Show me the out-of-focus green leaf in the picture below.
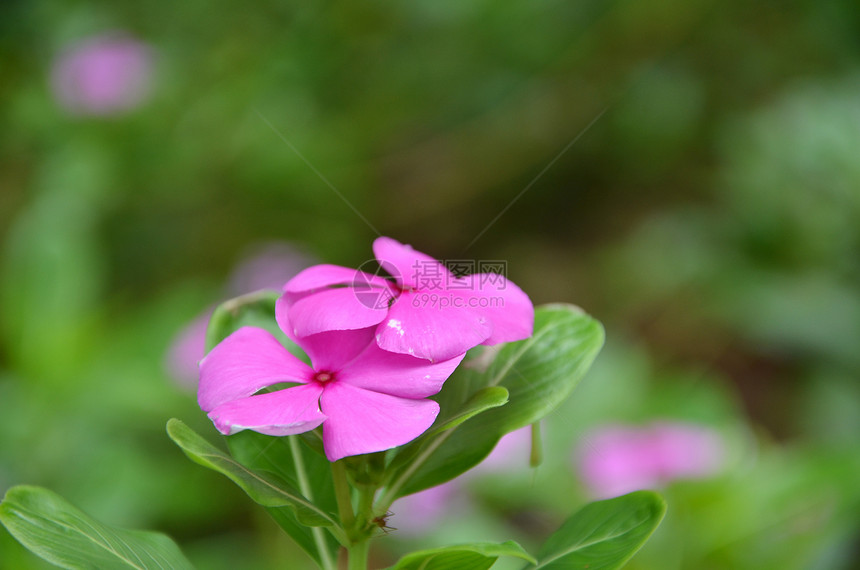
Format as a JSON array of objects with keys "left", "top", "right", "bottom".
[
  {"left": 382, "top": 304, "right": 604, "bottom": 500},
  {"left": 0, "top": 485, "right": 194, "bottom": 570},
  {"left": 166, "top": 419, "right": 339, "bottom": 530},
  {"left": 533, "top": 491, "right": 666, "bottom": 569},
  {"left": 386, "top": 540, "right": 536, "bottom": 570}
]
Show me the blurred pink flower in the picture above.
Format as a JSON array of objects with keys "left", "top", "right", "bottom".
[
  {"left": 649, "top": 422, "right": 725, "bottom": 479},
  {"left": 51, "top": 33, "right": 153, "bottom": 116},
  {"left": 166, "top": 313, "right": 210, "bottom": 387},
  {"left": 577, "top": 422, "right": 725, "bottom": 499},
  {"left": 227, "top": 242, "right": 317, "bottom": 296},
  {"left": 389, "top": 481, "right": 463, "bottom": 536}
]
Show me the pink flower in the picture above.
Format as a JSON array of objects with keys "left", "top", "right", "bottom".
[
  {"left": 198, "top": 306, "right": 464, "bottom": 460},
  {"left": 51, "top": 32, "right": 154, "bottom": 116},
  {"left": 576, "top": 422, "right": 725, "bottom": 499},
  {"left": 284, "top": 237, "right": 534, "bottom": 362},
  {"left": 649, "top": 422, "right": 726, "bottom": 479}
]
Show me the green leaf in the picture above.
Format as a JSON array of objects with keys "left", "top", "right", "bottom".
[
  {"left": 0, "top": 485, "right": 194, "bottom": 570},
  {"left": 226, "top": 430, "right": 342, "bottom": 568},
  {"left": 477, "top": 304, "right": 605, "bottom": 431},
  {"left": 427, "top": 386, "right": 509, "bottom": 436},
  {"left": 381, "top": 385, "right": 510, "bottom": 490},
  {"left": 387, "top": 540, "right": 536, "bottom": 570},
  {"left": 383, "top": 304, "right": 604, "bottom": 499},
  {"left": 533, "top": 491, "right": 666, "bottom": 570},
  {"left": 166, "top": 419, "right": 338, "bottom": 529}
]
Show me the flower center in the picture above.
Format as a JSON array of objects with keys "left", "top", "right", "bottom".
[{"left": 313, "top": 371, "right": 334, "bottom": 384}]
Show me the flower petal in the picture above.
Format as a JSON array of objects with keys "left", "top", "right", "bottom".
[
  {"left": 373, "top": 236, "right": 452, "bottom": 288},
  {"left": 287, "top": 287, "right": 388, "bottom": 337},
  {"left": 339, "top": 342, "right": 464, "bottom": 398},
  {"left": 320, "top": 382, "right": 440, "bottom": 461},
  {"left": 207, "top": 383, "right": 326, "bottom": 436},
  {"left": 375, "top": 292, "right": 492, "bottom": 361},
  {"left": 198, "top": 327, "right": 313, "bottom": 411},
  {"left": 284, "top": 264, "right": 391, "bottom": 293},
  {"left": 450, "top": 275, "right": 534, "bottom": 345}
]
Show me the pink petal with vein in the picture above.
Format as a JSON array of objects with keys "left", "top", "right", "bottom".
[
  {"left": 340, "top": 342, "right": 465, "bottom": 399},
  {"left": 376, "top": 292, "right": 492, "bottom": 361},
  {"left": 373, "top": 237, "right": 451, "bottom": 288},
  {"left": 207, "top": 383, "right": 326, "bottom": 436},
  {"left": 320, "top": 382, "right": 440, "bottom": 461},
  {"left": 288, "top": 287, "right": 388, "bottom": 337},
  {"left": 198, "top": 327, "right": 313, "bottom": 411}
]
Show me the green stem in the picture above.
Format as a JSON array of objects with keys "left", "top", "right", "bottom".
[
  {"left": 289, "top": 438, "right": 338, "bottom": 570},
  {"left": 530, "top": 421, "right": 543, "bottom": 468},
  {"left": 347, "top": 539, "right": 370, "bottom": 570},
  {"left": 331, "top": 460, "right": 356, "bottom": 531},
  {"left": 331, "top": 459, "right": 381, "bottom": 570},
  {"left": 357, "top": 485, "right": 376, "bottom": 523}
]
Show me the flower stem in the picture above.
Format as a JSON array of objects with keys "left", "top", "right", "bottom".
[
  {"left": 331, "top": 460, "right": 356, "bottom": 531},
  {"left": 331, "top": 460, "right": 375, "bottom": 570},
  {"left": 347, "top": 539, "right": 370, "bottom": 570},
  {"left": 289, "top": 437, "right": 338, "bottom": 570},
  {"left": 357, "top": 484, "right": 376, "bottom": 524}
]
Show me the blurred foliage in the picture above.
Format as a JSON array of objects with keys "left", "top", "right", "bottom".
[{"left": 2, "top": 0, "right": 860, "bottom": 568}]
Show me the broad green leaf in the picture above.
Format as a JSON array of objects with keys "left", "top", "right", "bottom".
[
  {"left": 226, "top": 430, "right": 342, "bottom": 567},
  {"left": 427, "top": 386, "right": 509, "bottom": 436},
  {"left": 381, "top": 385, "right": 509, "bottom": 488},
  {"left": 383, "top": 304, "right": 604, "bottom": 499},
  {"left": 0, "top": 485, "right": 194, "bottom": 570},
  {"left": 387, "top": 540, "right": 536, "bottom": 570},
  {"left": 533, "top": 491, "right": 666, "bottom": 569},
  {"left": 166, "top": 419, "right": 338, "bottom": 530},
  {"left": 477, "top": 304, "right": 605, "bottom": 431}
]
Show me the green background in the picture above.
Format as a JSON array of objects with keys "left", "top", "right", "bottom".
[{"left": 2, "top": 0, "right": 859, "bottom": 568}]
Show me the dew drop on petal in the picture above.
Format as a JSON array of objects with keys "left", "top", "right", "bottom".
[{"left": 387, "top": 318, "right": 405, "bottom": 336}]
